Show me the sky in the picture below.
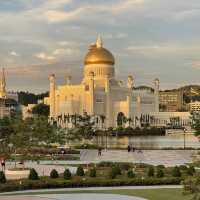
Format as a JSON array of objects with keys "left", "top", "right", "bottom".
[{"left": 1, "top": 0, "right": 200, "bottom": 93}]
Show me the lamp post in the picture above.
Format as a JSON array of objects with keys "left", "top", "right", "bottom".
[{"left": 183, "top": 128, "right": 186, "bottom": 150}]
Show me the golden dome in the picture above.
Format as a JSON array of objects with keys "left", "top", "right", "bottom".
[{"left": 84, "top": 36, "right": 115, "bottom": 65}]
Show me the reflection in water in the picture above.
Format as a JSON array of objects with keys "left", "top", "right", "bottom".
[{"left": 95, "top": 134, "right": 200, "bottom": 149}]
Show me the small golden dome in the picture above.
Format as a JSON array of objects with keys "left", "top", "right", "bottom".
[{"left": 84, "top": 36, "right": 115, "bottom": 65}]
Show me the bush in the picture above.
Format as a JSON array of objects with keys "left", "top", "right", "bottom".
[
  {"left": 109, "top": 165, "right": 122, "bottom": 179},
  {"left": 113, "top": 165, "right": 121, "bottom": 175},
  {"left": 156, "top": 168, "right": 164, "bottom": 178},
  {"left": 63, "top": 169, "right": 71, "bottom": 180},
  {"left": 76, "top": 166, "right": 85, "bottom": 176},
  {"left": 89, "top": 168, "right": 96, "bottom": 177},
  {"left": 179, "top": 165, "right": 188, "bottom": 171},
  {"left": 148, "top": 166, "right": 154, "bottom": 177},
  {"left": 29, "top": 168, "right": 39, "bottom": 180},
  {"left": 172, "top": 166, "right": 181, "bottom": 177},
  {"left": 127, "top": 170, "right": 135, "bottom": 178},
  {"left": 187, "top": 166, "right": 195, "bottom": 176},
  {"left": 0, "top": 171, "right": 6, "bottom": 183},
  {"left": 0, "top": 177, "right": 182, "bottom": 193},
  {"left": 50, "top": 169, "right": 59, "bottom": 179}
]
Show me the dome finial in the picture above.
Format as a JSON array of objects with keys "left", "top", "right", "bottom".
[{"left": 96, "top": 34, "right": 103, "bottom": 48}]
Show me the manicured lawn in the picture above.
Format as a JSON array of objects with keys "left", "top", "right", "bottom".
[{"left": 4, "top": 188, "right": 192, "bottom": 200}]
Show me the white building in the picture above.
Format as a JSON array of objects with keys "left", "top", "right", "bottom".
[{"left": 45, "top": 36, "right": 160, "bottom": 128}]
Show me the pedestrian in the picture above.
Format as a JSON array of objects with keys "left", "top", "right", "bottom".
[
  {"left": 1, "top": 158, "right": 5, "bottom": 171},
  {"left": 98, "top": 147, "right": 102, "bottom": 156},
  {"left": 127, "top": 145, "right": 131, "bottom": 152},
  {"left": 132, "top": 146, "right": 135, "bottom": 152}
]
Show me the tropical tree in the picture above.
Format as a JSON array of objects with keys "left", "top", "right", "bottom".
[{"left": 32, "top": 103, "right": 49, "bottom": 117}]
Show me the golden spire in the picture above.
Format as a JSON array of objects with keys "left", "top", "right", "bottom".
[
  {"left": 0, "top": 68, "right": 6, "bottom": 98},
  {"left": 96, "top": 34, "right": 103, "bottom": 48}
]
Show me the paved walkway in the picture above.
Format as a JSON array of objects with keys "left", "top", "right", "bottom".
[
  {"left": 80, "top": 149, "right": 196, "bottom": 167},
  {"left": 0, "top": 185, "right": 182, "bottom": 196},
  {"left": 0, "top": 194, "right": 146, "bottom": 200}
]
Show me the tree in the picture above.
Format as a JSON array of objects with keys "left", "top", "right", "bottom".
[
  {"left": 29, "top": 168, "right": 39, "bottom": 180},
  {"left": 63, "top": 169, "right": 72, "bottom": 180},
  {"left": 50, "top": 169, "right": 59, "bottom": 178},
  {"left": 148, "top": 166, "right": 154, "bottom": 177},
  {"left": 156, "top": 168, "right": 164, "bottom": 178},
  {"left": 172, "top": 166, "right": 181, "bottom": 177},
  {"left": 89, "top": 168, "right": 96, "bottom": 177},
  {"left": 32, "top": 103, "right": 50, "bottom": 117},
  {"left": 187, "top": 166, "right": 195, "bottom": 176},
  {"left": 127, "top": 170, "right": 135, "bottom": 178},
  {"left": 76, "top": 166, "right": 85, "bottom": 176}
]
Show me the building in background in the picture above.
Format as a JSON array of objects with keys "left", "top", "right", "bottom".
[
  {"left": 45, "top": 36, "right": 159, "bottom": 128},
  {"left": 0, "top": 68, "right": 18, "bottom": 118},
  {"left": 189, "top": 101, "right": 200, "bottom": 112},
  {"left": 159, "top": 90, "right": 184, "bottom": 112}
]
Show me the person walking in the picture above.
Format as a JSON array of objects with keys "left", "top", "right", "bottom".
[
  {"left": 98, "top": 147, "right": 102, "bottom": 156},
  {"left": 1, "top": 158, "right": 5, "bottom": 171},
  {"left": 127, "top": 145, "right": 131, "bottom": 152}
]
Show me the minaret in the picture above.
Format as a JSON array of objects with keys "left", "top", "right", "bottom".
[
  {"left": 154, "top": 78, "right": 160, "bottom": 112},
  {"left": 0, "top": 68, "right": 6, "bottom": 98},
  {"left": 49, "top": 74, "right": 56, "bottom": 118},
  {"left": 127, "top": 75, "right": 134, "bottom": 89},
  {"left": 105, "top": 75, "right": 112, "bottom": 127},
  {"left": 65, "top": 75, "right": 72, "bottom": 85},
  {"left": 96, "top": 34, "right": 103, "bottom": 48},
  {"left": 89, "top": 71, "right": 95, "bottom": 115}
]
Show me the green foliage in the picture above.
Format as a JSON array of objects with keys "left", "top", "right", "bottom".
[
  {"left": 63, "top": 169, "right": 71, "bottom": 180},
  {"left": 179, "top": 165, "right": 188, "bottom": 171},
  {"left": 18, "top": 91, "right": 48, "bottom": 106},
  {"left": 156, "top": 168, "right": 164, "bottom": 178},
  {"left": 50, "top": 169, "right": 59, "bottom": 179},
  {"left": 89, "top": 168, "right": 96, "bottom": 177},
  {"left": 0, "top": 177, "right": 182, "bottom": 193},
  {"left": 148, "top": 166, "right": 155, "bottom": 177},
  {"left": 127, "top": 170, "right": 135, "bottom": 178},
  {"left": 76, "top": 166, "right": 85, "bottom": 176},
  {"left": 172, "top": 166, "right": 181, "bottom": 177},
  {"left": 109, "top": 165, "right": 122, "bottom": 179},
  {"left": 29, "top": 168, "right": 39, "bottom": 180},
  {"left": 187, "top": 166, "right": 195, "bottom": 176},
  {"left": 32, "top": 103, "right": 50, "bottom": 116},
  {"left": 0, "top": 171, "right": 6, "bottom": 183}
]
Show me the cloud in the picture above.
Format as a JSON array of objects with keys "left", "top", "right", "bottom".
[
  {"left": 35, "top": 52, "right": 55, "bottom": 62},
  {"left": 10, "top": 51, "right": 19, "bottom": 57},
  {"left": 42, "top": 0, "right": 144, "bottom": 23}
]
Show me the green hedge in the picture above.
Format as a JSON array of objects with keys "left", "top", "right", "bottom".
[{"left": 0, "top": 177, "right": 182, "bottom": 193}]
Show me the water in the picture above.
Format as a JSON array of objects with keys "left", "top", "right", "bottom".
[{"left": 94, "top": 134, "right": 200, "bottom": 149}]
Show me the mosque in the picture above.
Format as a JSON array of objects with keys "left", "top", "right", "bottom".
[{"left": 45, "top": 36, "right": 159, "bottom": 128}]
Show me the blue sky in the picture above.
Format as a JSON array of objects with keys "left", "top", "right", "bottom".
[{"left": 1, "top": 0, "right": 200, "bottom": 92}]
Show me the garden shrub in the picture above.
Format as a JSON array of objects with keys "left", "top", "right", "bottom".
[
  {"left": 63, "top": 169, "right": 71, "bottom": 180},
  {"left": 76, "top": 166, "right": 85, "bottom": 176},
  {"left": 187, "top": 166, "right": 195, "bottom": 176},
  {"left": 29, "top": 168, "right": 39, "bottom": 180},
  {"left": 113, "top": 165, "right": 121, "bottom": 175},
  {"left": 148, "top": 166, "right": 154, "bottom": 177},
  {"left": 127, "top": 170, "right": 135, "bottom": 178},
  {"left": 0, "top": 171, "right": 6, "bottom": 183},
  {"left": 50, "top": 169, "right": 59, "bottom": 179},
  {"left": 156, "top": 168, "right": 164, "bottom": 178},
  {"left": 172, "top": 166, "right": 181, "bottom": 177},
  {"left": 89, "top": 168, "right": 96, "bottom": 177},
  {"left": 179, "top": 165, "right": 188, "bottom": 171}
]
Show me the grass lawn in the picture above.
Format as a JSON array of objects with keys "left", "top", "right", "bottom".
[{"left": 4, "top": 188, "right": 192, "bottom": 200}]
